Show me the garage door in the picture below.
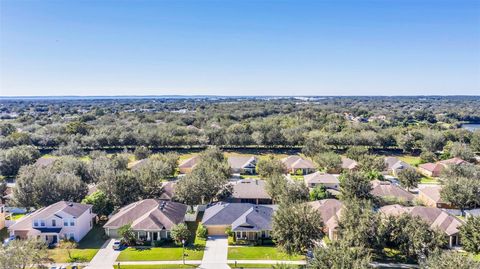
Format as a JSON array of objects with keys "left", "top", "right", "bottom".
[{"left": 207, "top": 226, "right": 227, "bottom": 235}]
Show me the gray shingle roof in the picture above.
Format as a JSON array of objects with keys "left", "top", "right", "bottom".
[
  {"left": 304, "top": 172, "right": 339, "bottom": 185},
  {"left": 228, "top": 156, "right": 257, "bottom": 169},
  {"left": 231, "top": 179, "right": 270, "bottom": 200},
  {"left": 202, "top": 203, "right": 277, "bottom": 230}
]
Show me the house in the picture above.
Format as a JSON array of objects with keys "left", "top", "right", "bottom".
[
  {"left": 370, "top": 180, "right": 414, "bottom": 203},
  {"left": 202, "top": 203, "right": 277, "bottom": 240},
  {"left": 282, "top": 156, "right": 316, "bottom": 175},
  {"left": 304, "top": 172, "right": 340, "bottom": 190},
  {"left": 228, "top": 156, "right": 257, "bottom": 174},
  {"left": 35, "top": 157, "right": 56, "bottom": 167},
  {"left": 309, "top": 199, "right": 343, "bottom": 240},
  {"left": 379, "top": 205, "right": 464, "bottom": 248},
  {"left": 178, "top": 156, "right": 200, "bottom": 174},
  {"left": 104, "top": 199, "right": 187, "bottom": 241},
  {"left": 8, "top": 201, "right": 96, "bottom": 244},
  {"left": 341, "top": 157, "right": 358, "bottom": 171},
  {"left": 160, "top": 181, "right": 176, "bottom": 201},
  {"left": 418, "top": 157, "right": 466, "bottom": 177},
  {"left": 418, "top": 185, "right": 452, "bottom": 208},
  {"left": 384, "top": 157, "right": 411, "bottom": 176},
  {"left": 229, "top": 179, "right": 272, "bottom": 204}
]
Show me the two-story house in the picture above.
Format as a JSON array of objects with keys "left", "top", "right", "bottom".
[{"left": 8, "top": 201, "right": 96, "bottom": 245}]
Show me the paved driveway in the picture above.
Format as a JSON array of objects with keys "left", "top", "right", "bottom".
[
  {"left": 199, "top": 235, "right": 231, "bottom": 269},
  {"left": 85, "top": 239, "right": 121, "bottom": 269}
]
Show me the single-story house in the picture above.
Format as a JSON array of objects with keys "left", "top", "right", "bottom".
[
  {"left": 160, "top": 181, "right": 176, "bottom": 201},
  {"left": 384, "top": 157, "right": 411, "bottom": 176},
  {"left": 202, "top": 203, "right": 277, "bottom": 241},
  {"left": 417, "top": 185, "right": 452, "bottom": 208},
  {"left": 379, "top": 205, "right": 464, "bottom": 248},
  {"left": 341, "top": 157, "right": 358, "bottom": 171},
  {"left": 304, "top": 172, "right": 340, "bottom": 190},
  {"left": 418, "top": 157, "right": 466, "bottom": 177},
  {"left": 35, "top": 157, "right": 56, "bottom": 167},
  {"left": 104, "top": 199, "right": 187, "bottom": 241},
  {"left": 370, "top": 180, "right": 415, "bottom": 203},
  {"left": 228, "top": 156, "right": 258, "bottom": 174},
  {"left": 8, "top": 201, "right": 96, "bottom": 244},
  {"left": 228, "top": 179, "right": 272, "bottom": 204},
  {"left": 308, "top": 199, "right": 343, "bottom": 240},
  {"left": 178, "top": 156, "right": 200, "bottom": 174},
  {"left": 282, "top": 155, "right": 316, "bottom": 175}
]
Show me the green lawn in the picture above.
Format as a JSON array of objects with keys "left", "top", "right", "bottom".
[
  {"left": 228, "top": 246, "right": 304, "bottom": 261},
  {"left": 115, "top": 265, "right": 198, "bottom": 269},
  {"left": 48, "top": 224, "right": 106, "bottom": 263},
  {"left": 420, "top": 177, "right": 439, "bottom": 184},
  {"left": 475, "top": 253, "right": 480, "bottom": 261},
  {"left": 11, "top": 213, "right": 26, "bottom": 220},
  {"left": 399, "top": 156, "right": 422, "bottom": 167}
]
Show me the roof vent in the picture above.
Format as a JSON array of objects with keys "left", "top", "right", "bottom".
[
  {"left": 68, "top": 202, "right": 73, "bottom": 207},
  {"left": 160, "top": 201, "right": 166, "bottom": 210}
]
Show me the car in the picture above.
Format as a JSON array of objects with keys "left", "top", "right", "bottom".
[{"left": 112, "top": 240, "right": 122, "bottom": 250}]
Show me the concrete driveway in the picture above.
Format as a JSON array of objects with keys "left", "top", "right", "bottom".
[
  {"left": 85, "top": 239, "right": 121, "bottom": 269},
  {"left": 198, "top": 235, "right": 231, "bottom": 269}
]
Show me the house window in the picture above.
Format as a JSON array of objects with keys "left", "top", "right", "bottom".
[
  {"left": 34, "top": 220, "right": 39, "bottom": 227},
  {"left": 52, "top": 219, "right": 56, "bottom": 227},
  {"left": 64, "top": 219, "right": 69, "bottom": 226},
  {"left": 69, "top": 233, "right": 74, "bottom": 240},
  {"left": 40, "top": 220, "right": 45, "bottom": 227},
  {"left": 70, "top": 219, "right": 75, "bottom": 226}
]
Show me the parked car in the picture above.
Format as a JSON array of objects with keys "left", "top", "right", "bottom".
[{"left": 112, "top": 240, "right": 123, "bottom": 250}]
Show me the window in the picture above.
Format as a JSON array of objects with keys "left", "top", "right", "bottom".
[
  {"left": 69, "top": 233, "right": 74, "bottom": 240},
  {"left": 64, "top": 219, "right": 69, "bottom": 226},
  {"left": 40, "top": 220, "right": 45, "bottom": 227},
  {"left": 52, "top": 219, "right": 56, "bottom": 226},
  {"left": 70, "top": 219, "right": 75, "bottom": 226},
  {"left": 34, "top": 220, "right": 39, "bottom": 227}
]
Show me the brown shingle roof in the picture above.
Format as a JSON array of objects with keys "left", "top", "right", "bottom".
[
  {"left": 418, "top": 185, "right": 443, "bottom": 203},
  {"left": 341, "top": 157, "right": 358, "bottom": 170},
  {"left": 178, "top": 156, "right": 200, "bottom": 169},
  {"left": 227, "top": 156, "right": 257, "bottom": 170},
  {"left": 308, "top": 199, "right": 343, "bottom": 231},
  {"left": 35, "top": 157, "right": 56, "bottom": 167},
  {"left": 104, "top": 199, "right": 187, "bottom": 231},
  {"left": 370, "top": 180, "right": 415, "bottom": 201},
  {"left": 282, "top": 156, "right": 315, "bottom": 170},
  {"left": 304, "top": 172, "right": 339, "bottom": 185}
]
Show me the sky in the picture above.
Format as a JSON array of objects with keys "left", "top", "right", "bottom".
[{"left": 0, "top": 0, "right": 479, "bottom": 96}]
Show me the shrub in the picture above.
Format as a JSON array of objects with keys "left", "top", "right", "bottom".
[{"left": 196, "top": 224, "right": 208, "bottom": 239}]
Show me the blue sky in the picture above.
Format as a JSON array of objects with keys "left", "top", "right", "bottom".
[{"left": 1, "top": 0, "right": 479, "bottom": 96}]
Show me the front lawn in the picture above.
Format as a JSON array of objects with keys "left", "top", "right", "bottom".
[
  {"left": 48, "top": 224, "right": 106, "bottom": 263},
  {"left": 115, "top": 265, "right": 198, "bottom": 269},
  {"left": 399, "top": 156, "right": 422, "bottom": 167},
  {"left": 420, "top": 177, "right": 439, "bottom": 184},
  {"left": 116, "top": 244, "right": 204, "bottom": 261},
  {"left": 228, "top": 246, "right": 304, "bottom": 261},
  {"left": 229, "top": 263, "right": 303, "bottom": 268}
]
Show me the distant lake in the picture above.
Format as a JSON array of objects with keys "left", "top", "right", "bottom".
[{"left": 462, "top": 123, "right": 480, "bottom": 131}]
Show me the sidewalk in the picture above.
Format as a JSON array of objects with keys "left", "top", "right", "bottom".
[{"left": 85, "top": 239, "right": 121, "bottom": 269}]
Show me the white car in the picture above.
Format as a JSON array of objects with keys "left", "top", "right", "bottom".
[{"left": 112, "top": 240, "right": 122, "bottom": 250}]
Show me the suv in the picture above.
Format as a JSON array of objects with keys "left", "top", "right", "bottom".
[{"left": 112, "top": 240, "right": 123, "bottom": 250}]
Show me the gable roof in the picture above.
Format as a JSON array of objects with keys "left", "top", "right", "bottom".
[
  {"left": 178, "top": 156, "right": 200, "bottom": 170},
  {"left": 341, "top": 157, "right": 358, "bottom": 170},
  {"left": 282, "top": 156, "right": 315, "bottom": 169},
  {"left": 104, "top": 199, "right": 187, "bottom": 230},
  {"left": 231, "top": 179, "right": 270, "bottom": 200},
  {"left": 370, "top": 180, "right": 415, "bottom": 201},
  {"left": 308, "top": 199, "right": 343, "bottom": 231},
  {"left": 438, "top": 157, "right": 465, "bottom": 165},
  {"left": 129, "top": 159, "right": 149, "bottom": 170},
  {"left": 9, "top": 201, "right": 93, "bottom": 231},
  {"left": 160, "top": 181, "right": 176, "bottom": 200},
  {"left": 379, "top": 205, "right": 463, "bottom": 236},
  {"left": 418, "top": 185, "right": 443, "bottom": 203},
  {"left": 419, "top": 162, "right": 443, "bottom": 173},
  {"left": 35, "top": 157, "right": 56, "bottom": 167},
  {"left": 304, "top": 172, "right": 339, "bottom": 185},
  {"left": 228, "top": 156, "right": 257, "bottom": 169},
  {"left": 202, "top": 203, "right": 277, "bottom": 230}
]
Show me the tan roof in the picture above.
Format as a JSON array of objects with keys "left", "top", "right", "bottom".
[
  {"left": 419, "top": 162, "right": 443, "bottom": 173},
  {"left": 35, "top": 157, "right": 56, "bottom": 167},
  {"left": 341, "top": 157, "right": 358, "bottom": 170},
  {"left": 379, "top": 205, "right": 463, "bottom": 236},
  {"left": 228, "top": 156, "right": 257, "bottom": 169},
  {"left": 179, "top": 156, "right": 200, "bottom": 169},
  {"left": 129, "top": 159, "right": 149, "bottom": 170},
  {"left": 370, "top": 180, "right": 414, "bottom": 201},
  {"left": 308, "top": 199, "right": 343, "bottom": 231},
  {"left": 439, "top": 157, "right": 465, "bottom": 165},
  {"left": 282, "top": 156, "right": 315, "bottom": 169},
  {"left": 9, "top": 201, "right": 93, "bottom": 231},
  {"left": 418, "top": 185, "right": 443, "bottom": 203},
  {"left": 159, "top": 181, "right": 176, "bottom": 200},
  {"left": 104, "top": 199, "right": 187, "bottom": 231},
  {"left": 231, "top": 179, "right": 270, "bottom": 200},
  {"left": 304, "top": 172, "right": 339, "bottom": 185}
]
